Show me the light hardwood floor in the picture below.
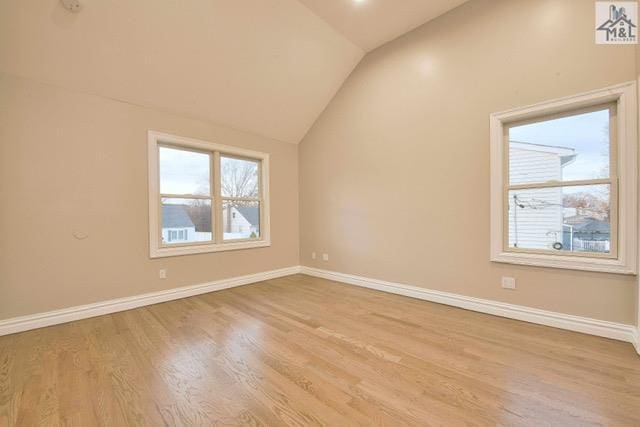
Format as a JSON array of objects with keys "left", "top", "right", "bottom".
[{"left": 1, "top": 274, "right": 639, "bottom": 426}]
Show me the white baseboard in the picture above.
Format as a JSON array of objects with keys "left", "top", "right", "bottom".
[
  {"left": 301, "top": 266, "right": 639, "bottom": 353},
  {"left": 3, "top": 264, "right": 638, "bottom": 357},
  {"left": 0, "top": 266, "right": 301, "bottom": 337}
]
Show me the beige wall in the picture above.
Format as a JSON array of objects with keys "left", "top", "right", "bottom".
[
  {"left": 299, "top": 0, "right": 638, "bottom": 324},
  {"left": 1, "top": 0, "right": 638, "bottom": 326},
  {"left": 0, "top": 73, "right": 299, "bottom": 320}
]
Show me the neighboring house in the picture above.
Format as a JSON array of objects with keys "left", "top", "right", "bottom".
[
  {"left": 162, "top": 204, "right": 196, "bottom": 244},
  {"left": 573, "top": 218, "right": 610, "bottom": 239},
  {"left": 562, "top": 210, "right": 611, "bottom": 252},
  {"left": 223, "top": 205, "right": 259, "bottom": 237},
  {"left": 508, "top": 141, "right": 576, "bottom": 251},
  {"left": 162, "top": 204, "right": 259, "bottom": 243}
]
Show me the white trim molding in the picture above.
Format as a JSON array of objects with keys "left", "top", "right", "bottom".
[
  {"left": 0, "top": 266, "right": 301, "bottom": 337},
  {"left": 489, "top": 81, "right": 638, "bottom": 274},
  {"left": 300, "top": 266, "right": 639, "bottom": 354},
  {"left": 3, "top": 265, "right": 638, "bottom": 357}
]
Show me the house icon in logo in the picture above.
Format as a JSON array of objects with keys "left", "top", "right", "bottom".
[{"left": 597, "top": 5, "right": 637, "bottom": 41}]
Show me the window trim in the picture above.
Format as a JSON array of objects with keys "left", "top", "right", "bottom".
[
  {"left": 489, "top": 82, "right": 637, "bottom": 274},
  {"left": 148, "top": 130, "right": 271, "bottom": 258}
]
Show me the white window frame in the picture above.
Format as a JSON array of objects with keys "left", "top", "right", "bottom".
[
  {"left": 490, "top": 82, "right": 637, "bottom": 274},
  {"left": 148, "top": 131, "right": 271, "bottom": 258}
]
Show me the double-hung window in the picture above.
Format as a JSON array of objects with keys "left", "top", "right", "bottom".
[
  {"left": 148, "top": 131, "right": 270, "bottom": 258},
  {"left": 490, "top": 83, "right": 637, "bottom": 274}
]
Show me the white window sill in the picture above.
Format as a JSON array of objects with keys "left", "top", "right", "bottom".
[
  {"left": 150, "top": 239, "right": 270, "bottom": 258},
  {"left": 491, "top": 251, "right": 636, "bottom": 275}
]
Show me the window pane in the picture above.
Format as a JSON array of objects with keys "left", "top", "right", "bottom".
[
  {"left": 508, "top": 108, "right": 610, "bottom": 185},
  {"left": 220, "top": 156, "right": 259, "bottom": 198},
  {"left": 160, "top": 146, "right": 210, "bottom": 196},
  {"left": 222, "top": 200, "right": 260, "bottom": 240},
  {"left": 161, "top": 198, "right": 212, "bottom": 244},
  {"left": 508, "top": 185, "right": 611, "bottom": 254}
]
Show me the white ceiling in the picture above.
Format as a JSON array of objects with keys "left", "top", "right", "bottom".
[
  {"left": 298, "top": 0, "right": 470, "bottom": 51},
  {"left": 0, "top": 0, "right": 467, "bottom": 143}
]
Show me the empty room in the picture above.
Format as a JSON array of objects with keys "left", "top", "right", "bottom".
[{"left": 1, "top": 0, "right": 640, "bottom": 425}]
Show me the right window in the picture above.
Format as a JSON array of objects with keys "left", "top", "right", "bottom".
[
  {"left": 506, "top": 105, "right": 616, "bottom": 256},
  {"left": 490, "top": 82, "right": 637, "bottom": 274}
]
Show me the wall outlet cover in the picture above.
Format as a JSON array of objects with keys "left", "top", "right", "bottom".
[{"left": 501, "top": 276, "right": 516, "bottom": 289}]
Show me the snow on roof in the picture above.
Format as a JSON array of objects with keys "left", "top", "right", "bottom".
[{"left": 509, "top": 140, "right": 576, "bottom": 157}]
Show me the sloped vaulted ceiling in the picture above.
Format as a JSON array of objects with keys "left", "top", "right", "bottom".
[
  {"left": 0, "top": 0, "right": 468, "bottom": 143},
  {"left": 298, "top": 0, "right": 469, "bottom": 52},
  {"left": 0, "top": 0, "right": 363, "bottom": 144}
]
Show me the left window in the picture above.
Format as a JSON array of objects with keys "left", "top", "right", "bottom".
[{"left": 148, "top": 131, "right": 270, "bottom": 258}]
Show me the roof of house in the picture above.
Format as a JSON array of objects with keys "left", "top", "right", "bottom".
[
  {"left": 510, "top": 140, "right": 577, "bottom": 166},
  {"left": 162, "top": 204, "right": 195, "bottom": 228},
  {"left": 564, "top": 214, "right": 590, "bottom": 226},
  {"left": 510, "top": 140, "right": 576, "bottom": 156},
  {"left": 573, "top": 219, "right": 610, "bottom": 234},
  {"left": 236, "top": 206, "right": 260, "bottom": 226}
]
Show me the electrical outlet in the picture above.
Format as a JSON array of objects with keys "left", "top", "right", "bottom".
[
  {"left": 311, "top": 252, "right": 317, "bottom": 260},
  {"left": 501, "top": 276, "right": 516, "bottom": 290},
  {"left": 322, "top": 253, "right": 329, "bottom": 261},
  {"left": 159, "top": 269, "right": 167, "bottom": 279}
]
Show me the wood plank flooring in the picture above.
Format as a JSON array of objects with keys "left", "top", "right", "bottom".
[{"left": 1, "top": 274, "right": 639, "bottom": 426}]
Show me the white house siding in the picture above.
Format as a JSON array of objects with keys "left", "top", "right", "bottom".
[
  {"left": 222, "top": 207, "right": 256, "bottom": 234},
  {"left": 509, "top": 145, "right": 563, "bottom": 185},
  {"left": 507, "top": 144, "right": 566, "bottom": 250},
  {"left": 507, "top": 187, "right": 563, "bottom": 250}
]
